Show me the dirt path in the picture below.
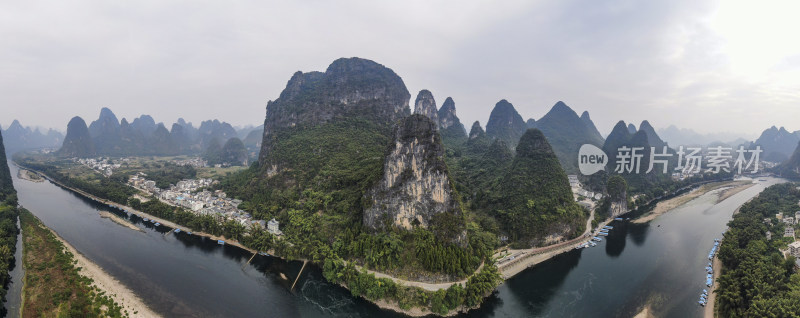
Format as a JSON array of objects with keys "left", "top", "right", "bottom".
[{"left": 359, "top": 262, "right": 484, "bottom": 291}]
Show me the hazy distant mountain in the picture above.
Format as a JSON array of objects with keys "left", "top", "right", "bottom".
[
  {"left": 526, "top": 118, "right": 536, "bottom": 128},
  {"left": 198, "top": 120, "right": 237, "bottom": 150},
  {"left": 627, "top": 123, "right": 637, "bottom": 134},
  {"left": 237, "top": 125, "right": 263, "bottom": 140},
  {"left": 753, "top": 126, "right": 799, "bottom": 163},
  {"left": 485, "top": 99, "right": 527, "bottom": 147},
  {"left": 602, "top": 120, "right": 672, "bottom": 192},
  {"left": 57, "top": 108, "right": 239, "bottom": 157},
  {"left": 638, "top": 120, "right": 667, "bottom": 148},
  {"left": 130, "top": 115, "right": 158, "bottom": 136},
  {"left": 58, "top": 117, "right": 95, "bottom": 157},
  {"left": 776, "top": 140, "right": 800, "bottom": 178},
  {"left": 88, "top": 107, "right": 123, "bottom": 154},
  {"left": 657, "top": 125, "right": 752, "bottom": 147},
  {"left": 1, "top": 120, "right": 63, "bottom": 154},
  {"left": 532, "top": 101, "right": 604, "bottom": 173}
]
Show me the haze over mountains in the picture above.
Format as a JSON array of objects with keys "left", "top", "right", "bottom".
[
  {"left": 1, "top": 120, "right": 63, "bottom": 154},
  {"left": 657, "top": 125, "right": 753, "bottom": 147},
  {"left": 57, "top": 107, "right": 250, "bottom": 159}
]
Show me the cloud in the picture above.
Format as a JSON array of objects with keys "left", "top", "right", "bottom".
[{"left": 1, "top": 0, "right": 799, "bottom": 139}]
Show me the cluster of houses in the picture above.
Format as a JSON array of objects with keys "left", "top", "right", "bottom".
[
  {"left": 773, "top": 211, "right": 800, "bottom": 238},
  {"left": 127, "top": 173, "right": 283, "bottom": 236},
  {"left": 77, "top": 157, "right": 125, "bottom": 176},
  {"left": 172, "top": 157, "right": 207, "bottom": 168},
  {"left": 568, "top": 175, "right": 603, "bottom": 201}
]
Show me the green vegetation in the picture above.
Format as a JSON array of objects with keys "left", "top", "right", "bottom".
[
  {"left": 493, "top": 129, "right": 586, "bottom": 246},
  {"left": 442, "top": 128, "right": 585, "bottom": 248},
  {"left": 322, "top": 256, "right": 501, "bottom": 315},
  {"left": 204, "top": 137, "right": 248, "bottom": 167},
  {"left": 0, "top": 131, "right": 20, "bottom": 317},
  {"left": 138, "top": 163, "right": 196, "bottom": 189},
  {"left": 716, "top": 183, "right": 800, "bottom": 317},
  {"left": 19, "top": 209, "right": 126, "bottom": 317},
  {"left": 17, "top": 158, "right": 135, "bottom": 205}
]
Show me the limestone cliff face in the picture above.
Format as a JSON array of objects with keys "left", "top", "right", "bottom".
[
  {"left": 609, "top": 195, "right": 628, "bottom": 217},
  {"left": 413, "top": 90, "right": 438, "bottom": 123},
  {"left": 259, "top": 57, "right": 411, "bottom": 164},
  {"left": 364, "top": 115, "right": 462, "bottom": 233},
  {"left": 437, "top": 97, "right": 467, "bottom": 140}
]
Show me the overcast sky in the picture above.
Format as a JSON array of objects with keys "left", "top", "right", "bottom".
[{"left": 2, "top": 0, "right": 799, "bottom": 138}]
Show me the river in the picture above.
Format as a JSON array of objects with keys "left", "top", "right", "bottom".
[{"left": 4, "top": 161, "right": 783, "bottom": 317}]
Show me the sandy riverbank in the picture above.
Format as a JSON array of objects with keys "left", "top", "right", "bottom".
[
  {"left": 633, "top": 180, "right": 752, "bottom": 224},
  {"left": 17, "top": 168, "right": 44, "bottom": 182},
  {"left": 717, "top": 182, "right": 756, "bottom": 203},
  {"left": 47, "top": 227, "right": 160, "bottom": 317},
  {"left": 99, "top": 211, "right": 144, "bottom": 232},
  {"left": 634, "top": 306, "right": 655, "bottom": 318}
]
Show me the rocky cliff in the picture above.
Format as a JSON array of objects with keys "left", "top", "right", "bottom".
[
  {"left": 58, "top": 117, "right": 95, "bottom": 157},
  {"left": 437, "top": 97, "right": 467, "bottom": 141},
  {"left": 364, "top": 114, "right": 463, "bottom": 239},
  {"left": 259, "top": 57, "right": 411, "bottom": 164},
  {"left": 413, "top": 90, "right": 438, "bottom": 123}
]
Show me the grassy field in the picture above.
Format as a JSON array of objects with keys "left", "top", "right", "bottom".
[{"left": 20, "top": 209, "right": 127, "bottom": 318}]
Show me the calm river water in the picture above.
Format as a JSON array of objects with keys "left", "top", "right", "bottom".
[{"left": 4, "top": 162, "right": 782, "bottom": 317}]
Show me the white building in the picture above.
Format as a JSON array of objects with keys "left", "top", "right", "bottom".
[
  {"left": 267, "top": 218, "right": 282, "bottom": 235},
  {"left": 785, "top": 227, "right": 796, "bottom": 238},
  {"left": 784, "top": 217, "right": 796, "bottom": 225},
  {"left": 567, "top": 175, "right": 580, "bottom": 188},
  {"left": 789, "top": 241, "right": 800, "bottom": 258}
]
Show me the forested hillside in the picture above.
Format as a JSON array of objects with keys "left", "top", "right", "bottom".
[
  {"left": 716, "top": 183, "right": 800, "bottom": 316},
  {"left": 0, "top": 131, "right": 20, "bottom": 316}
]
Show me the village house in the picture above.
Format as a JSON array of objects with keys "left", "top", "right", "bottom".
[
  {"left": 789, "top": 241, "right": 800, "bottom": 258},
  {"left": 785, "top": 227, "right": 795, "bottom": 238},
  {"left": 267, "top": 218, "right": 282, "bottom": 236}
]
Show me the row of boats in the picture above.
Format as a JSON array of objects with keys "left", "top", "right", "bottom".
[
  {"left": 698, "top": 238, "right": 721, "bottom": 307},
  {"left": 576, "top": 225, "right": 616, "bottom": 249}
]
